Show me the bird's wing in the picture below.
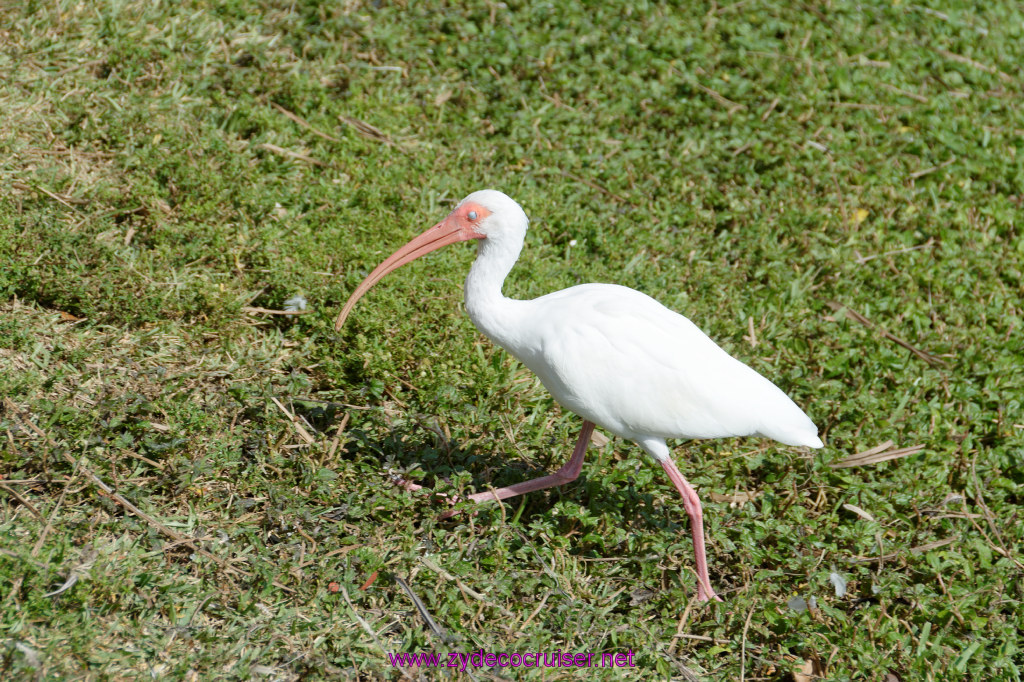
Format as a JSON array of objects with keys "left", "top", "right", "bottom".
[{"left": 508, "top": 284, "right": 818, "bottom": 446}]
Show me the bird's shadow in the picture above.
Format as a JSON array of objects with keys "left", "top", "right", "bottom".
[{"left": 333, "top": 417, "right": 691, "bottom": 540}]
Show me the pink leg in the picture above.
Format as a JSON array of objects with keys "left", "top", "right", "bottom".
[
  {"left": 659, "top": 457, "right": 722, "bottom": 603},
  {"left": 397, "top": 421, "right": 596, "bottom": 517},
  {"left": 462, "top": 420, "right": 595, "bottom": 505}
]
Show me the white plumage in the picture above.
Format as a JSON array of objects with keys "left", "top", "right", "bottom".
[
  {"left": 336, "top": 189, "right": 823, "bottom": 602},
  {"left": 476, "top": 282, "right": 821, "bottom": 450}
]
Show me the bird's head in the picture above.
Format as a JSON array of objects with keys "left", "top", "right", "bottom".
[
  {"left": 334, "top": 190, "right": 528, "bottom": 330},
  {"left": 455, "top": 189, "right": 528, "bottom": 241}
]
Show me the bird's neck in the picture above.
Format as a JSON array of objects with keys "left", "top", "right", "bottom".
[{"left": 464, "top": 237, "right": 526, "bottom": 345}]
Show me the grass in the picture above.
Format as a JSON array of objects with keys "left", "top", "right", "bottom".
[{"left": 1, "top": 0, "right": 1022, "bottom": 679}]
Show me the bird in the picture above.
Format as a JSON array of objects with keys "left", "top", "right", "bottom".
[{"left": 335, "top": 189, "right": 823, "bottom": 602}]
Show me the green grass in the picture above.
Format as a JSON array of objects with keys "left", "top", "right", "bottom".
[{"left": 1, "top": 0, "right": 1022, "bottom": 679}]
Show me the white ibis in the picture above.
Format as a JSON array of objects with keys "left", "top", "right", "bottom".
[{"left": 335, "top": 190, "right": 823, "bottom": 602}]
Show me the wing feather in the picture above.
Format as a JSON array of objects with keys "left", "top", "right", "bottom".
[{"left": 502, "top": 284, "right": 819, "bottom": 446}]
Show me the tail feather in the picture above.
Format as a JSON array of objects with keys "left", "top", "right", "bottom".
[
  {"left": 760, "top": 410, "right": 823, "bottom": 448},
  {"left": 753, "top": 385, "right": 823, "bottom": 448}
]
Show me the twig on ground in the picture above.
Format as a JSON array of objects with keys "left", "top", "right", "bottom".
[
  {"left": 854, "top": 238, "right": 936, "bottom": 264},
  {"left": 271, "top": 102, "right": 343, "bottom": 143},
  {"left": 909, "top": 156, "right": 957, "bottom": 179},
  {"left": 830, "top": 441, "right": 925, "bottom": 468},
  {"left": 881, "top": 82, "right": 929, "bottom": 103},
  {"left": 518, "top": 590, "right": 551, "bottom": 631},
  {"left": 11, "top": 181, "right": 87, "bottom": 210},
  {"left": 393, "top": 574, "right": 455, "bottom": 643},
  {"left": 966, "top": 454, "right": 1024, "bottom": 570},
  {"left": 0, "top": 482, "right": 45, "bottom": 522},
  {"left": 827, "top": 301, "right": 948, "bottom": 367},
  {"left": 694, "top": 82, "right": 746, "bottom": 114},
  {"left": 739, "top": 605, "right": 755, "bottom": 682},
  {"left": 339, "top": 115, "right": 408, "bottom": 152},
  {"left": 933, "top": 48, "right": 1013, "bottom": 82}
]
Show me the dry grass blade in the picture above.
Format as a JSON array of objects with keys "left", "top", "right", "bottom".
[
  {"left": 271, "top": 397, "right": 316, "bottom": 444},
  {"left": 933, "top": 48, "right": 1013, "bottom": 82},
  {"left": 827, "top": 301, "right": 948, "bottom": 367},
  {"left": 693, "top": 81, "right": 746, "bottom": 114},
  {"left": 11, "top": 181, "right": 88, "bottom": 209},
  {"left": 518, "top": 590, "right": 551, "bottom": 632},
  {"left": 271, "top": 102, "right": 342, "bottom": 143},
  {"left": 848, "top": 537, "right": 955, "bottom": 564},
  {"left": 420, "top": 556, "right": 513, "bottom": 617},
  {"left": 338, "top": 583, "right": 415, "bottom": 681},
  {"left": 673, "top": 633, "right": 731, "bottom": 645},
  {"left": 338, "top": 115, "right": 406, "bottom": 151},
  {"left": 257, "top": 142, "right": 331, "bottom": 167},
  {"left": 830, "top": 442, "right": 925, "bottom": 468},
  {"left": 241, "top": 306, "right": 312, "bottom": 316},
  {"left": 847, "top": 439, "right": 894, "bottom": 458},
  {"left": 514, "top": 529, "right": 571, "bottom": 598},
  {"left": 42, "top": 548, "right": 97, "bottom": 598},
  {"left": 744, "top": 316, "right": 758, "bottom": 347},
  {"left": 966, "top": 455, "right": 1024, "bottom": 570}
]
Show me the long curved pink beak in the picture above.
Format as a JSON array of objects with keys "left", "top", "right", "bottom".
[{"left": 335, "top": 214, "right": 484, "bottom": 331}]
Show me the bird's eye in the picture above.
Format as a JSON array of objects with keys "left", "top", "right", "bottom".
[{"left": 467, "top": 210, "right": 478, "bottom": 221}]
